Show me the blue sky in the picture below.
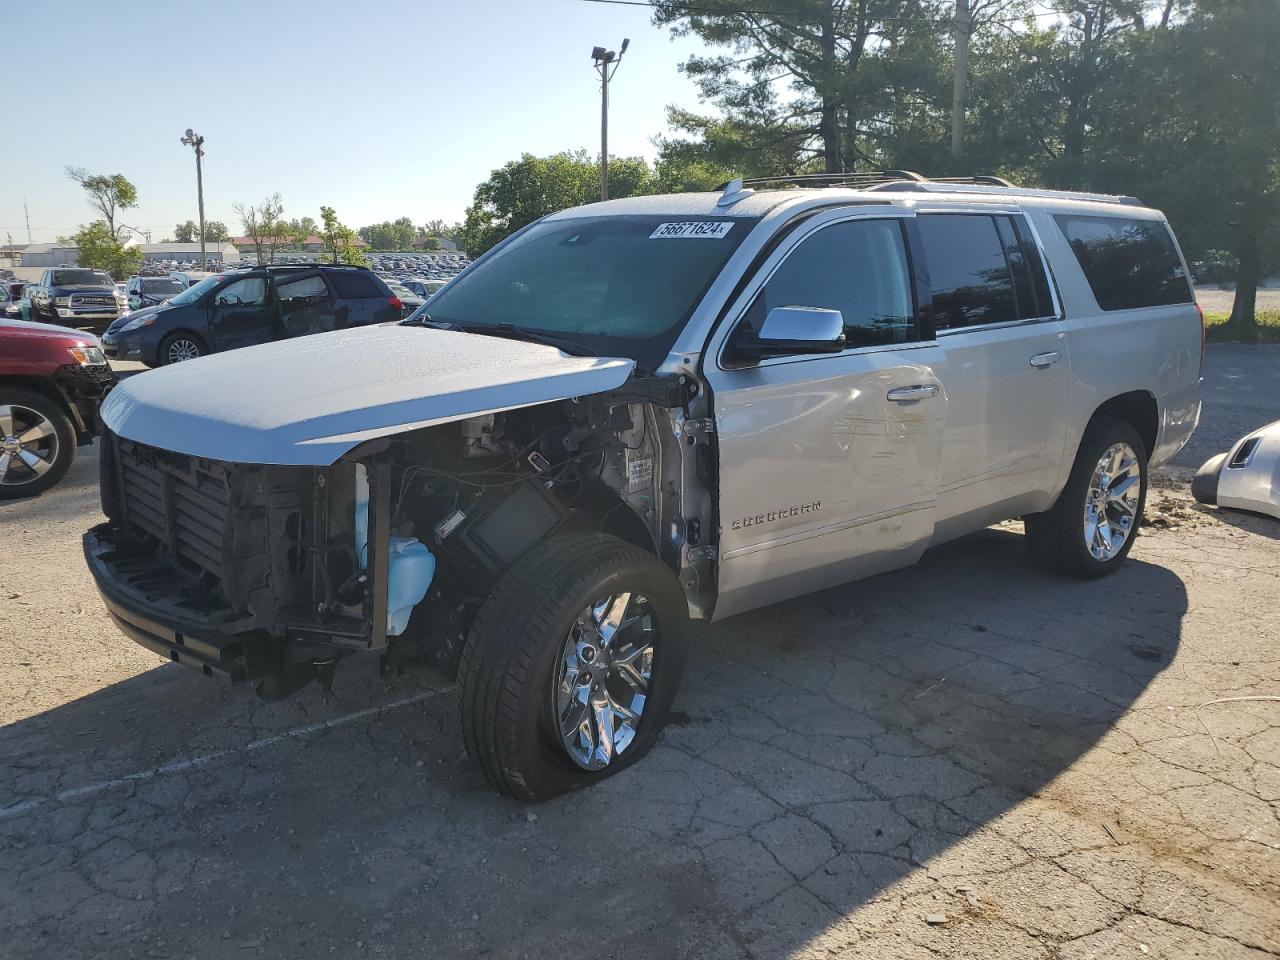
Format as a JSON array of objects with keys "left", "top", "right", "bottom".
[{"left": 0, "top": 0, "right": 712, "bottom": 243}]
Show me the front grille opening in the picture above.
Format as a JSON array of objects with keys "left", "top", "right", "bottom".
[
  {"left": 117, "top": 439, "right": 231, "bottom": 587},
  {"left": 1229, "top": 436, "right": 1261, "bottom": 469}
]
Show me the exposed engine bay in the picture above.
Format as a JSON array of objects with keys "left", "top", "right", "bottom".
[{"left": 90, "top": 376, "right": 716, "bottom": 696}]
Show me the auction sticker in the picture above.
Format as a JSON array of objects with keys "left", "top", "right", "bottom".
[{"left": 649, "top": 221, "right": 734, "bottom": 239}]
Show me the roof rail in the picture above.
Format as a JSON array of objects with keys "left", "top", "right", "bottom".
[
  {"left": 718, "top": 170, "right": 927, "bottom": 191},
  {"left": 717, "top": 171, "right": 1142, "bottom": 207}
]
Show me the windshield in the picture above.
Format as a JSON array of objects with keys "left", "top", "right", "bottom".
[
  {"left": 408, "top": 215, "right": 754, "bottom": 369},
  {"left": 52, "top": 269, "right": 113, "bottom": 287},
  {"left": 167, "top": 275, "right": 224, "bottom": 306},
  {"left": 142, "top": 278, "right": 186, "bottom": 296}
]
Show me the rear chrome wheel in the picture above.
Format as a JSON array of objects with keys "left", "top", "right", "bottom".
[
  {"left": 1026, "top": 416, "right": 1148, "bottom": 579},
  {"left": 553, "top": 592, "right": 657, "bottom": 771},
  {"left": 1083, "top": 442, "right": 1142, "bottom": 560},
  {"left": 0, "top": 391, "right": 76, "bottom": 500}
]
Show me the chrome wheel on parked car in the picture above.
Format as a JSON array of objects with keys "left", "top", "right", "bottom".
[
  {"left": 553, "top": 592, "right": 657, "bottom": 771},
  {"left": 0, "top": 403, "right": 59, "bottom": 488},
  {"left": 1083, "top": 442, "right": 1142, "bottom": 560}
]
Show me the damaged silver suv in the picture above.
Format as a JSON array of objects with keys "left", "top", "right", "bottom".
[{"left": 85, "top": 172, "right": 1202, "bottom": 800}]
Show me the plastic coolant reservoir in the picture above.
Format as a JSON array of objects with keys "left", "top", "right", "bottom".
[{"left": 385, "top": 537, "right": 435, "bottom": 637}]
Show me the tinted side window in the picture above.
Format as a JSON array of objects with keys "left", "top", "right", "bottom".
[
  {"left": 746, "top": 219, "right": 915, "bottom": 347},
  {"left": 1054, "top": 215, "right": 1191, "bottom": 310},
  {"left": 918, "top": 214, "right": 1023, "bottom": 330},
  {"left": 327, "top": 272, "right": 382, "bottom": 299}
]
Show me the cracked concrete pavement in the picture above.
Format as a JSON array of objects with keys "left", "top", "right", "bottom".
[{"left": 2, "top": 345, "right": 1278, "bottom": 959}]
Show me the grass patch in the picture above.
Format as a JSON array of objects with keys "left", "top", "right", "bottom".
[{"left": 1203, "top": 309, "right": 1280, "bottom": 343}]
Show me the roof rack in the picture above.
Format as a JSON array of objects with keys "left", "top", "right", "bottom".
[{"left": 718, "top": 170, "right": 1142, "bottom": 206}]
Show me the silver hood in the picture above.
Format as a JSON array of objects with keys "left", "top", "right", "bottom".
[{"left": 101, "top": 324, "right": 635, "bottom": 466}]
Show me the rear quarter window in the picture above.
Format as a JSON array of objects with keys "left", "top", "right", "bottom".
[
  {"left": 1054, "top": 214, "right": 1192, "bottom": 311},
  {"left": 327, "top": 272, "right": 384, "bottom": 299}
]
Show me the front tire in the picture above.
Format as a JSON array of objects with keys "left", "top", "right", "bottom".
[
  {"left": 458, "top": 533, "right": 689, "bottom": 802},
  {"left": 158, "top": 331, "right": 206, "bottom": 365},
  {"left": 1026, "top": 417, "right": 1148, "bottom": 578},
  {"left": 0, "top": 388, "right": 76, "bottom": 500}
]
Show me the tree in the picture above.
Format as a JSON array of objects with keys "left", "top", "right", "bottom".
[
  {"left": 72, "top": 221, "right": 143, "bottom": 279},
  {"left": 319, "top": 206, "right": 366, "bottom": 266},
  {"left": 174, "top": 220, "right": 230, "bottom": 243},
  {"left": 1091, "top": 0, "right": 1280, "bottom": 335},
  {"left": 65, "top": 168, "right": 138, "bottom": 241},
  {"left": 651, "top": 0, "right": 961, "bottom": 175},
  {"left": 357, "top": 216, "right": 417, "bottom": 251},
  {"left": 460, "top": 151, "right": 659, "bottom": 257},
  {"left": 233, "top": 195, "right": 289, "bottom": 265}
]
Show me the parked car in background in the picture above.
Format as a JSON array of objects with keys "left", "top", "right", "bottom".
[
  {"left": 25, "top": 268, "right": 127, "bottom": 333},
  {"left": 1, "top": 318, "right": 114, "bottom": 498},
  {"left": 386, "top": 282, "right": 425, "bottom": 318},
  {"left": 102, "top": 263, "right": 402, "bottom": 365},
  {"left": 2, "top": 282, "right": 30, "bottom": 321},
  {"left": 400, "top": 278, "right": 448, "bottom": 299},
  {"left": 84, "top": 173, "right": 1201, "bottom": 800},
  {"left": 124, "top": 275, "right": 187, "bottom": 310}
]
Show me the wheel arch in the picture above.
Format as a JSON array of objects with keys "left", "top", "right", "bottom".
[
  {"left": 565, "top": 484, "right": 660, "bottom": 559},
  {"left": 0, "top": 374, "right": 82, "bottom": 434},
  {"left": 1088, "top": 390, "right": 1159, "bottom": 459}
]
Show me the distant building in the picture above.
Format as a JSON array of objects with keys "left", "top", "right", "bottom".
[
  {"left": 136, "top": 242, "right": 241, "bottom": 265},
  {"left": 19, "top": 243, "right": 81, "bottom": 267},
  {"left": 20, "top": 241, "right": 240, "bottom": 268}
]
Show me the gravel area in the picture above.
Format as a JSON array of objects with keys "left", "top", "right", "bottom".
[{"left": 1, "top": 345, "right": 1278, "bottom": 959}]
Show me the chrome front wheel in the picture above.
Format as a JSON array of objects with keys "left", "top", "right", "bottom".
[
  {"left": 553, "top": 592, "right": 657, "bottom": 771},
  {"left": 1083, "top": 442, "right": 1142, "bottom": 560}
]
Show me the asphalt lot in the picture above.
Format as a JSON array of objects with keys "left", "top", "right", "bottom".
[{"left": 2, "top": 345, "right": 1279, "bottom": 959}]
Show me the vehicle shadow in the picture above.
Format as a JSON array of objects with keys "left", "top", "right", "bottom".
[{"left": 0, "top": 526, "right": 1187, "bottom": 960}]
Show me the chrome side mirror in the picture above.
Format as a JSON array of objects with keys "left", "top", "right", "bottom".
[{"left": 730, "top": 305, "right": 846, "bottom": 361}]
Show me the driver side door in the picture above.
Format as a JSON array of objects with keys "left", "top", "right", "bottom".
[
  {"left": 703, "top": 211, "right": 948, "bottom": 620},
  {"left": 208, "top": 275, "right": 279, "bottom": 352}
]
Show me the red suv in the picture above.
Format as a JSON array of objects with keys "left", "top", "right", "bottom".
[{"left": 0, "top": 318, "right": 115, "bottom": 499}]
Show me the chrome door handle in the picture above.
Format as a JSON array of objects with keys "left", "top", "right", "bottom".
[
  {"left": 1029, "top": 351, "right": 1061, "bottom": 369},
  {"left": 886, "top": 384, "right": 939, "bottom": 402}
]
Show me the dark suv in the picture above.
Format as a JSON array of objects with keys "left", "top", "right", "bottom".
[
  {"left": 26, "top": 268, "right": 127, "bottom": 333},
  {"left": 101, "top": 264, "right": 403, "bottom": 366}
]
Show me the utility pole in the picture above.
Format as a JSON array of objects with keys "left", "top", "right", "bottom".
[
  {"left": 180, "top": 129, "right": 207, "bottom": 268},
  {"left": 950, "top": 0, "right": 971, "bottom": 159},
  {"left": 591, "top": 38, "right": 629, "bottom": 202},
  {"left": 23, "top": 200, "right": 31, "bottom": 244}
]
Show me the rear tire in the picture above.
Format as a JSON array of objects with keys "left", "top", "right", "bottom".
[
  {"left": 458, "top": 533, "right": 689, "bottom": 802},
  {"left": 0, "top": 388, "right": 76, "bottom": 500},
  {"left": 1026, "top": 417, "right": 1148, "bottom": 579},
  {"left": 158, "top": 331, "right": 206, "bottom": 365}
]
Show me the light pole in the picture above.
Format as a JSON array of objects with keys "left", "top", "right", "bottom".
[
  {"left": 591, "top": 38, "right": 629, "bottom": 202},
  {"left": 180, "top": 129, "right": 206, "bottom": 269}
]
